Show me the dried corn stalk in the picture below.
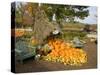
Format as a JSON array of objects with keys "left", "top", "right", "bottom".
[{"left": 33, "top": 7, "right": 55, "bottom": 44}]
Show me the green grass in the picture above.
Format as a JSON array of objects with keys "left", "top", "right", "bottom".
[
  {"left": 61, "top": 31, "right": 87, "bottom": 41},
  {"left": 62, "top": 22, "right": 85, "bottom": 29},
  {"left": 60, "top": 23, "right": 87, "bottom": 41}
]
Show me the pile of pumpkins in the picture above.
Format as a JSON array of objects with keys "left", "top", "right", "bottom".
[
  {"left": 42, "top": 38, "right": 87, "bottom": 66},
  {"left": 15, "top": 29, "right": 25, "bottom": 37}
]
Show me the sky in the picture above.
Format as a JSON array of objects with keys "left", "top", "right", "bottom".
[{"left": 77, "top": 6, "right": 97, "bottom": 24}]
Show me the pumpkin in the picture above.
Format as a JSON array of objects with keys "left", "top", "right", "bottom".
[
  {"left": 43, "top": 39, "right": 87, "bottom": 66},
  {"left": 15, "top": 29, "right": 25, "bottom": 37}
]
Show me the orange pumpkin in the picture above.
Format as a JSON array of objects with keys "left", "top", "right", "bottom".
[{"left": 43, "top": 39, "right": 87, "bottom": 66}]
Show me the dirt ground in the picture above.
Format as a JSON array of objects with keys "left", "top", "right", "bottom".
[{"left": 15, "top": 40, "right": 97, "bottom": 73}]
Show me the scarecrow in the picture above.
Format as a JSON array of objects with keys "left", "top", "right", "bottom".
[{"left": 33, "top": 7, "right": 61, "bottom": 56}]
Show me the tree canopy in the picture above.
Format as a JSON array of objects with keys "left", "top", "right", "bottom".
[
  {"left": 41, "top": 4, "right": 89, "bottom": 23},
  {"left": 15, "top": 2, "right": 89, "bottom": 27}
]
